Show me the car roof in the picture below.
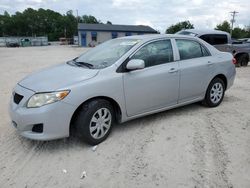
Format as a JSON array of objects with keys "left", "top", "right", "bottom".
[
  {"left": 118, "top": 34, "right": 198, "bottom": 41},
  {"left": 181, "top": 29, "right": 230, "bottom": 36}
]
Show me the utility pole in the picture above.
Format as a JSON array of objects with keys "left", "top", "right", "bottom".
[
  {"left": 64, "top": 27, "right": 66, "bottom": 38},
  {"left": 76, "top": 9, "right": 79, "bottom": 23},
  {"left": 230, "top": 11, "right": 239, "bottom": 36}
]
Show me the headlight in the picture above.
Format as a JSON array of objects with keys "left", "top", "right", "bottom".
[{"left": 27, "top": 90, "right": 70, "bottom": 108}]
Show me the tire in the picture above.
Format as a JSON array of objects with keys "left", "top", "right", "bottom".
[
  {"left": 203, "top": 77, "right": 225, "bottom": 107},
  {"left": 74, "top": 99, "right": 114, "bottom": 145},
  {"left": 237, "top": 54, "right": 249, "bottom": 67}
]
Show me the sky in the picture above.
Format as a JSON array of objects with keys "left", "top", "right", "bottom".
[{"left": 0, "top": 0, "right": 249, "bottom": 33}]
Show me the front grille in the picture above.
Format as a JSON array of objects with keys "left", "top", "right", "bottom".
[{"left": 13, "top": 93, "right": 24, "bottom": 104}]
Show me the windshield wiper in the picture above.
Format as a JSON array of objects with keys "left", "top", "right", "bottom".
[
  {"left": 71, "top": 58, "right": 94, "bottom": 69},
  {"left": 75, "top": 61, "right": 94, "bottom": 69}
]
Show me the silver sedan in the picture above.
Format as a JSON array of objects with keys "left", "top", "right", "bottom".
[{"left": 9, "top": 34, "right": 236, "bottom": 145}]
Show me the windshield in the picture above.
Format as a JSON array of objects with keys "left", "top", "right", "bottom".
[{"left": 75, "top": 39, "right": 140, "bottom": 69}]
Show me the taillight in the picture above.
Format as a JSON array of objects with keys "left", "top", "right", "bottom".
[{"left": 232, "top": 58, "right": 237, "bottom": 64}]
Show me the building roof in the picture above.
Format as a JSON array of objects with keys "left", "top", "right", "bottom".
[{"left": 78, "top": 23, "right": 158, "bottom": 33}]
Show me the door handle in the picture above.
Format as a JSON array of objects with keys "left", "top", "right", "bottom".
[{"left": 168, "top": 68, "right": 178, "bottom": 73}]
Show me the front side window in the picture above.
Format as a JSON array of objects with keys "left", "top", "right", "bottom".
[
  {"left": 131, "top": 40, "right": 174, "bottom": 67},
  {"left": 176, "top": 39, "right": 209, "bottom": 60}
]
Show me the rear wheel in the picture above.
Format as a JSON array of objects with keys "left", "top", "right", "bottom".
[
  {"left": 236, "top": 54, "right": 249, "bottom": 67},
  {"left": 74, "top": 99, "right": 114, "bottom": 145},
  {"left": 203, "top": 77, "right": 225, "bottom": 107}
]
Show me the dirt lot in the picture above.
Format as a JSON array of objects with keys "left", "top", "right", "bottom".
[{"left": 0, "top": 46, "right": 250, "bottom": 188}]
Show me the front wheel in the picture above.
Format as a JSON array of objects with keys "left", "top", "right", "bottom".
[
  {"left": 203, "top": 78, "right": 225, "bottom": 107},
  {"left": 75, "top": 99, "right": 114, "bottom": 145}
]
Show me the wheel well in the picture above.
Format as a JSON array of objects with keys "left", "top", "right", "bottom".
[
  {"left": 214, "top": 74, "right": 227, "bottom": 89},
  {"left": 235, "top": 52, "right": 249, "bottom": 61},
  {"left": 69, "top": 96, "right": 122, "bottom": 134}
]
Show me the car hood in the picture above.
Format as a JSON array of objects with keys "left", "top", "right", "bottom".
[{"left": 19, "top": 63, "right": 99, "bottom": 92}]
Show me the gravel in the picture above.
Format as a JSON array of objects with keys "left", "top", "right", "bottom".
[{"left": 0, "top": 46, "right": 250, "bottom": 188}]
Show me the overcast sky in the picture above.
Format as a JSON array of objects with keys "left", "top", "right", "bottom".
[{"left": 0, "top": 0, "right": 249, "bottom": 33}]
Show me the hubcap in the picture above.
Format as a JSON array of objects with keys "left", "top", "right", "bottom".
[
  {"left": 89, "top": 108, "right": 112, "bottom": 139},
  {"left": 210, "top": 82, "right": 223, "bottom": 104}
]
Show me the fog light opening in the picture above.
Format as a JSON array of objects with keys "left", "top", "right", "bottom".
[{"left": 32, "top": 124, "right": 43, "bottom": 133}]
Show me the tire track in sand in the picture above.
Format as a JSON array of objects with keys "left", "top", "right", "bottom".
[{"left": 192, "top": 113, "right": 233, "bottom": 188}]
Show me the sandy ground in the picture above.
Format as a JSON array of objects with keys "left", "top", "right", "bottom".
[{"left": 0, "top": 45, "right": 250, "bottom": 188}]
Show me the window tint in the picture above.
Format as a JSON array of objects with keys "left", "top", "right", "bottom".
[
  {"left": 200, "top": 34, "right": 228, "bottom": 45},
  {"left": 131, "top": 40, "right": 173, "bottom": 67},
  {"left": 212, "top": 34, "right": 228, "bottom": 45},
  {"left": 200, "top": 35, "right": 212, "bottom": 44},
  {"left": 176, "top": 39, "right": 207, "bottom": 60}
]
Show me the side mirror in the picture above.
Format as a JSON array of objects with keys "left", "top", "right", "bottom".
[{"left": 126, "top": 59, "right": 145, "bottom": 71}]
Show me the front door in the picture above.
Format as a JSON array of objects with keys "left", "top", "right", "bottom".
[{"left": 123, "top": 39, "right": 180, "bottom": 117}]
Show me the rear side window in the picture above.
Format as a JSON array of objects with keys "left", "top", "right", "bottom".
[
  {"left": 200, "top": 34, "right": 228, "bottom": 45},
  {"left": 201, "top": 45, "right": 210, "bottom": 56},
  {"left": 176, "top": 39, "right": 210, "bottom": 60},
  {"left": 131, "top": 40, "right": 173, "bottom": 67}
]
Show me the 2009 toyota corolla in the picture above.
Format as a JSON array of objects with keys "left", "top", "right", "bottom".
[{"left": 9, "top": 34, "right": 236, "bottom": 145}]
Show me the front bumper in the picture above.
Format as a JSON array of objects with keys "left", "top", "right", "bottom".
[{"left": 9, "top": 84, "right": 76, "bottom": 141}]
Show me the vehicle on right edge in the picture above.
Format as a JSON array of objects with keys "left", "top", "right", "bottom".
[{"left": 177, "top": 29, "right": 250, "bottom": 67}]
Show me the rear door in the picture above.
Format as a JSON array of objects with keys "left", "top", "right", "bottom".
[{"left": 175, "top": 39, "right": 214, "bottom": 103}]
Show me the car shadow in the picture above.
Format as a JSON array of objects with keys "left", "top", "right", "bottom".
[
  {"left": 113, "top": 102, "right": 204, "bottom": 132},
  {"left": 15, "top": 102, "right": 212, "bottom": 152}
]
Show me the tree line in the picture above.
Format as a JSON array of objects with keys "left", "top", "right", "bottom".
[
  {"left": 0, "top": 8, "right": 249, "bottom": 41},
  {"left": 0, "top": 8, "right": 106, "bottom": 41},
  {"left": 165, "top": 20, "right": 250, "bottom": 39}
]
